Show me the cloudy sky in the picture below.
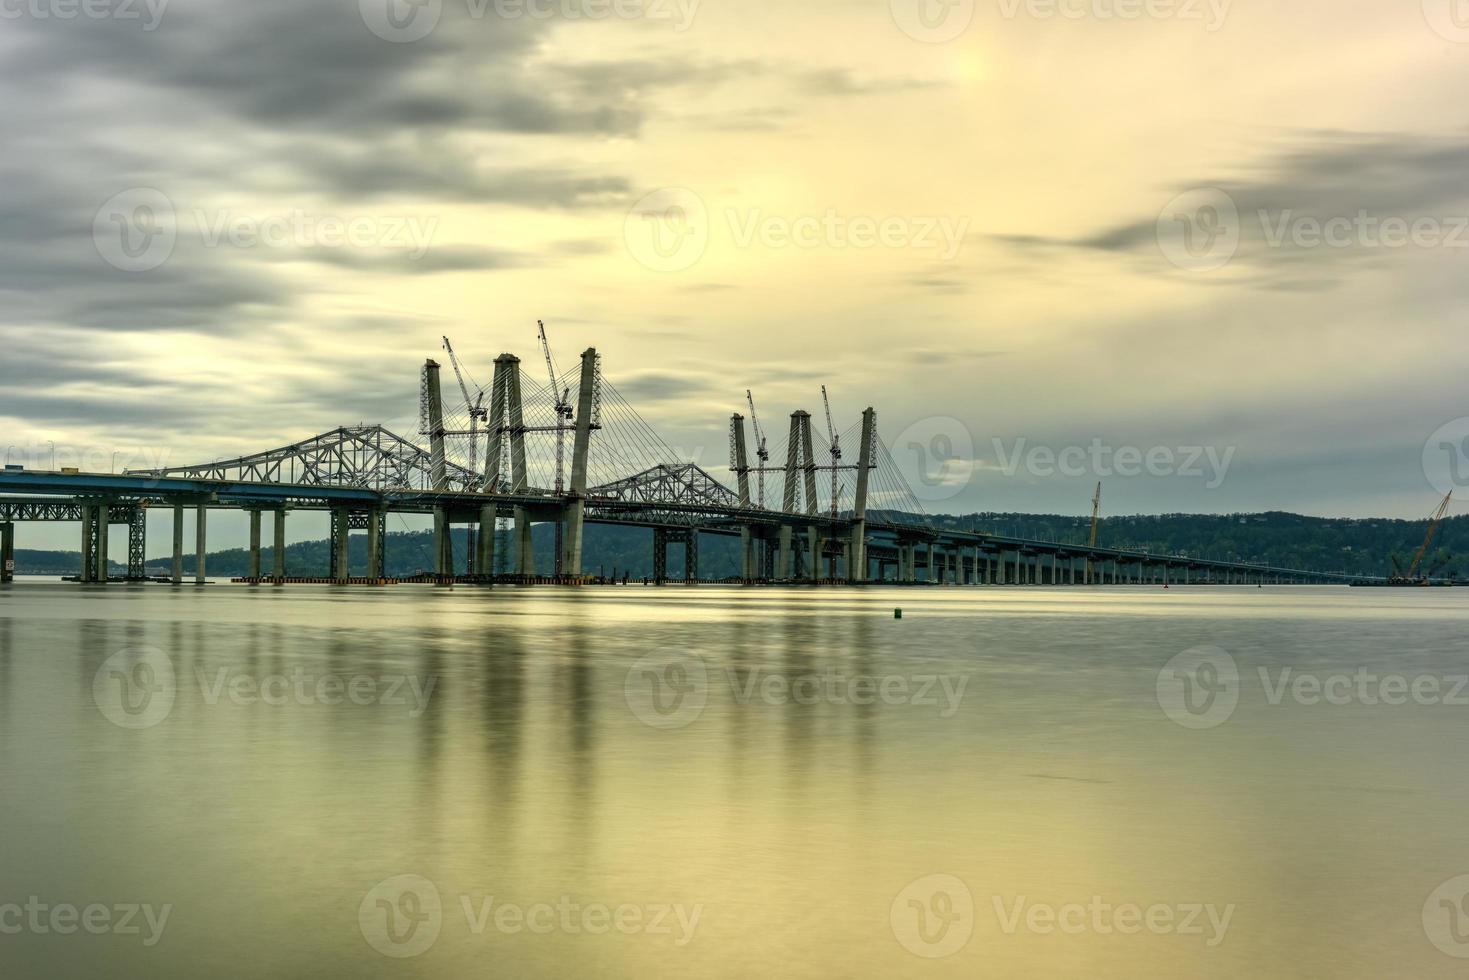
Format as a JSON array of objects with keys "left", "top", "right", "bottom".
[{"left": 4, "top": 0, "right": 1469, "bottom": 550}]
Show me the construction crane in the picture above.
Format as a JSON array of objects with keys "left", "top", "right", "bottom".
[
  {"left": 1397, "top": 490, "right": 1453, "bottom": 585},
  {"left": 821, "top": 385, "right": 842, "bottom": 518},
  {"left": 1086, "top": 482, "right": 1102, "bottom": 580},
  {"left": 746, "top": 390, "right": 769, "bottom": 508},
  {"left": 537, "top": 320, "right": 574, "bottom": 495},
  {"left": 440, "top": 336, "right": 488, "bottom": 477},
  {"left": 1089, "top": 482, "right": 1103, "bottom": 548}
]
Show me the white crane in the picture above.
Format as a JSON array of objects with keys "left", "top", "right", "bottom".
[
  {"left": 441, "top": 336, "right": 487, "bottom": 475},
  {"left": 821, "top": 385, "right": 842, "bottom": 518},
  {"left": 746, "top": 389, "right": 770, "bottom": 508}
]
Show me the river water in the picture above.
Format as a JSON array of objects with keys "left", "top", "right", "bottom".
[{"left": 1, "top": 581, "right": 1467, "bottom": 978}]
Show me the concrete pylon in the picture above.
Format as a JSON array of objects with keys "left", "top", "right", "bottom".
[
  {"left": 171, "top": 505, "right": 184, "bottom": 584},
  {"left": 95, "top": 502, "right": 109, "bottom": 584},
  {"left": 849, "top": 407, "right": 875, "bottom": 583},
  {"left": 195, "top": 505, "right": 207, "bottom": 585},
  {"left": 0, "top": 522, "right": 12, "bottom": 584},
  {"left": 561, "top": 348, "right": 598, "bottom": 578},
  {"left": 477, "top": 503, "right": 496, "bottom": 578},
  {"left": 273, "top": 509, "right": 287, "bottom": 581},
  {"left": 731, "top": 414, "right": 756, "bottom": 581},
  {"left": 424, "top": 359, "right": 447, "bottom": 492},
  {"left": 249, "top": 510, "right": 262, "bottom": 580}
]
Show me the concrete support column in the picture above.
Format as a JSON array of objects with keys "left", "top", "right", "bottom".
[
  {"left": 171, "top": 505, "right": 184, "bottom": 584},
  {"left": 514, "top": 507, "right": 534, "bottom": 577},
  {"left": 433, "top": 507, "right": 451, "bottom": 579},
  {"left": 777, "top": 526, "right": 793, "bottom": 580},
  {"left": 194, "top": 505, "right": 207, "bottom": 585},
  {"left": 273, "top": 509, "right": 287, "bottom": 581},
  {"left": 478, "top": 505, "right": 496, "bottom": 580},
  {"left": 367, "top": 509, "right": 383, "bottom": 582},
  {"left": 0, "top": 522, "right": 13, "bottom": 583},
  {"left": 740, "top": 527, "right": 755, "bottom": 582},
  {"left": 334, "top": 509, "right": 351, "bottom": 584},
  {"left": 926, "top": 542, "right": 936, "bottom": 583},
  {"left": 95, "top": 502, "right": 110, "bottom": 584},
  {"left": 79, "top": 506, "right": 93, "bottom": 583},
  {"left": 248, "top": 510, "right": 262, "bottom": 581}
]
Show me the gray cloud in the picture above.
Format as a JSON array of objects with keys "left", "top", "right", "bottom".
[{"left": 996, "top": 131, "right": 1469, "bottom": 286}]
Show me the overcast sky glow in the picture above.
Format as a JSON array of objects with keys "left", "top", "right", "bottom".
[{"left": 4, "top": 0, "right": 1469, "bottom": 552}]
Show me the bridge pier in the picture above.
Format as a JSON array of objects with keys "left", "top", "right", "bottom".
[
  {"left": 249, "top": 510, "right": 262, "bottom": 582},
  {"left": 368, "top": 508, "right": 384, "bottom": 581},
  {"left": 478, "top": 504, "right": 496, "bottom": 579},
  {"left": 195, "top": 505, "right": 207, "bottom": 584},
  {"left": 332, "top": 508, "right": 351, "bottom": 583},
  {"left": 94, "top": 502, "right": 109, "bottom": 583},
  {"left": 1, "top": 521, "right": 12, "bottom": 583},
  {"left": 171, "top": 505, "right": 184, "bottom": 584},
  {"left": 273, "top": 509, "right": 287, "bottom": 581},
  {"left": 514, "top": 507, "right": 534, "bottom": 577}
]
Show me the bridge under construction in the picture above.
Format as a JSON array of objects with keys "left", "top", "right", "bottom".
[{"left": 0, "top": 335, "right": 1378, "bottom": 588}]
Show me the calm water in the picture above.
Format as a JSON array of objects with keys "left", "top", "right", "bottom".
[{"left": 1, "top": 581, "right": 1468, "bottom": 978}]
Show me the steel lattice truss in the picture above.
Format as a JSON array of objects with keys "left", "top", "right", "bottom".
[
  {"left": 587, "top": 463, "right": 747, "bottom": 524},
  {"left": 129, "top": 426, "right": 482, "bottom": 494}
]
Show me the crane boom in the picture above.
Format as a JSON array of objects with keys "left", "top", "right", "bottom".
[
  {"left": 1407, "top": 490, "right": 1453, "bottom": 580},
  {"left": 1089, "top": 482, "right": 1102, "bottom": 548},
  {"left": 821, "top": 386, "right": 842, "bottom": 517},
  {"left": 441, "top": 336, "right": 486, "bottom": 476},
  {"left": 746, "top": 390, "right": 769, "bottom": 507}
]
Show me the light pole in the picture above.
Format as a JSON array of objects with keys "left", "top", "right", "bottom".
[
  {"left": 112, "top": 451, "right": 120, "bottom": 474},
  {"left": 47, "top": 441, "right": 55, "bottom": 470}
]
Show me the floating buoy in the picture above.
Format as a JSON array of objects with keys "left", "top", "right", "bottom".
[{"left": 894, "top": 608, "right": 903, "bottom": 619}]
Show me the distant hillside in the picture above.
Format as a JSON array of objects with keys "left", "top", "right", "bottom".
[{"left": 10, "top": 512, "right": 1465, "bottom": 580}]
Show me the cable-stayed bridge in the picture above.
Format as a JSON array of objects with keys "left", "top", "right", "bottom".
[{"left": 0, "top": 341, "right": 1377, "bottom": 587}]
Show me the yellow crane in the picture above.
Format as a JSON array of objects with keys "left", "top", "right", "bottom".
[
  {"left": 1086, "top": 482, "right": 1101, "bottom": 580},
  {"left": 1402, "top": 490, "right": 1453, "bottom": 584}
]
